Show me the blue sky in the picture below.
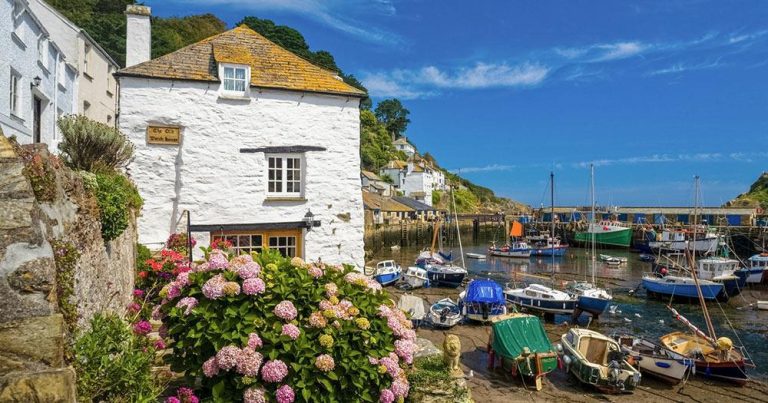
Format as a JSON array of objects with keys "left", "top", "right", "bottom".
[{"left": 148, "top": 1, "right": 768, "bottom": 207}]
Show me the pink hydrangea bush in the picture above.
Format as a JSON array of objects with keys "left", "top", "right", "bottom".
[{"left": 159, "top": 249, "right": 412, "bottom": 402}]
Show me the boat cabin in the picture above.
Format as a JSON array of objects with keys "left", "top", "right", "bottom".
[
  {"left": 565, "top": 329, "right": 622, "bottom": 369},
  {"left": 697, "top": 258, "right": 739, "bottom": 280},
  {"left": 749, "top": 254, "right": 768, "bottom": 269}
]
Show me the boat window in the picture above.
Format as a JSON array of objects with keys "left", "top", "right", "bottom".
[
  {"left": 566, "top": 331, "right": 575, "bottom": 345},
  {"left": 543, "top": 294, "right": 552, "bottom": 299}
]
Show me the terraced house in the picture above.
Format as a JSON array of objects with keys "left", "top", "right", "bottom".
[{"left": 116, "top": 6, "right": 366, "bottom": 266}]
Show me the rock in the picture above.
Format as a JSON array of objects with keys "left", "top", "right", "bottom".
[
  {"left": 414, "top": 337, "right": 442, "bottom": 359},
  {"left": 411, "top": 377, "right": 473, "bottom": 403},
  {"left": 0, "top": 367, "right": 76, "bottom": 402},
  {"left": 7, "top": 257, "right": 56, "bottom": 293},
  {"left": 0, "top": 315, "right": 65, "bottom": 376}
]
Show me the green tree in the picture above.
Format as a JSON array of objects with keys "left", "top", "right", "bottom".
[
  {"left": 360, "top": 110, "right": 395, "bottom": 170},
  {"left": 152, "top": 14, "right": 227, "bottom": 59},
  {"left": 374, "top": 99, "right": 411, "bottom": 139}
]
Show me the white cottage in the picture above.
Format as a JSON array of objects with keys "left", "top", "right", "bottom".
[
  {"left": 0, "top": 0, "right": 76, "bottom": 148},
  {"left": 116, "top": 8, "right": 366, "bottom": 266}
]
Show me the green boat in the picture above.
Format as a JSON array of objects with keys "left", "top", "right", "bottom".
[
  {"left": 574, "top": 222, "right": 633, "bottom": 248},
  {"left": 487, "top": 313, "right": 558, "bottom": 390}
]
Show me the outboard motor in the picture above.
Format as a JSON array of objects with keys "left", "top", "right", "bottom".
[{"left": 482, "top": 303, "right": 489, "bottom": 320}]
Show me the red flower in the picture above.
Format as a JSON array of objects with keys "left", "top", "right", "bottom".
[{"left": 138, "top": 271, "right": 148, "bottom": 279}]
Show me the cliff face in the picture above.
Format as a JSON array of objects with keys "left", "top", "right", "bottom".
[
  {"left": 0, "top": 134, "right": 136, "bottom": 402},
  {"left": 725, "top": 172, "right": 768, "bottom": 210}
]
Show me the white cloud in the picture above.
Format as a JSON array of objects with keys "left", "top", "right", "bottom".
[
  {"left": 570, "top": 152, "right": 768, "bottom": 168},
  {"left": 450, "top": 164, "right": 516, "bottom": 173},
  {"left": 648, "top": 58, "right": 723, "bottom": 76},
  {"left": 173, "top": 0, "right": 401, "bottom": 44},
  {"left": 593, "top": 41, "right": 648, "bottom": 61}
]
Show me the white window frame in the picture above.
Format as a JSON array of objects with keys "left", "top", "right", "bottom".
[
  {"left": 38, "top": 36, "right": 49, "bottom": 69},
  {"left": 83, "top": 44, "right": 91, "bottom": 76},
  {"left": 266, "top": 153, "right": 304, "bottom": 198},
  {"left": 9, "top": 70, "right": 20, "bottom": 117},
  {"left": 218, "top": 63, "right": 250, "bottom": 96}
]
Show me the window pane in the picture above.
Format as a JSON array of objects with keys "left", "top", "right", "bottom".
[
  {"left": 269, "top": 237, "right": 278, "bottom": 247},
  {"left": 235, "top": 68, "right": 246, "bottom": 79},
  {"left": 238, "top": 235, "right": 251, "bottom": 247},
  {"left": 224, "top": 79, "right": 235, "bottom": 91},
  {"left": 234, "top": 79, "right": 246, "bottom": 92},
  {"left": 252, "top": 235, "right": 263, "bottom": 247},
  {"left": 269, "top": 157, "right": 276, "bottom": 168},
  {"left": 224, "top": 67, "right": 234, "bottom": 79}
]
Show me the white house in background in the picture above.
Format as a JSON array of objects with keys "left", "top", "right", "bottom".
[
  {"left": 0, "top": 0, "right": 76, "bottom": 148},
  {"left": 402, "top": 160, "right": 434, "bottom": 206},
  {"left": 432, "top": 167, "right": 446, "bottom": 191},
  {"left": 393, "top": 136, "right": 416, "bottom": 157},
  {"left": 379, "top": 160, "right": 407, "bottom": 191},
  {"left": 116, "top": 7, "right": 366, "bottom": 266},
  {"left": 361, "top": 170, "right": 393, "bottom": 196},
  {"left": 28, "top": 0, "right": 119, "bottom": 126}
]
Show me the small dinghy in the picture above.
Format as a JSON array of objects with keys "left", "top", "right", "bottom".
[
  {"left": 558, "top": 328, "right": 642, "bottom": 394},
  {"left": 488, "top": 313, "right": 558, "bottom": 390},
  {"left": 757, "top": 301, "right": 768, "bottom": 311},
  {"left": 373, "top": 260, "right": 402, "bottom": 286},
  {"left": 466, "top": 252, "right": 487, "bottom": 259},
  {"left": 600, "top": 254, "right": 628, "bottom": 263},
  {"left": 615, "top": 334, "right": 694, "bottom": 384},
  {"left": 459, "top": 279, "right": 508, "bottom": 322},
  {"left": 428, "top": 298, "right": 461, "bottom": 328},
  {"left": 403, "top": 266, "right": 429, "bottom": 289}
]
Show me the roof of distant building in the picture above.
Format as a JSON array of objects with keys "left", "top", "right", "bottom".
[
  {"left": 362, "top": 191, "right": 412, "bottom": 212},
  {"left": 383, "top": 160, "right": 408, "bottom": 170},
  {"left": 361, "top": 170, "right": 382, "bottom": 181},
  {"left": 117, "top": 25, "right": 365, "bottom": 97},
  {"left": 393, "top": 196, "right": 438, "bottom": 211},
  {"left": 392, "top": 137, "right": 414, "bottom": 146}
]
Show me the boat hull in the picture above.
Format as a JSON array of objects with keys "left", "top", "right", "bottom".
[
  {"left": 489, "top": 248, "right": 531, "bottom": 258},
  {"left": 576, "top": 295, "right": 611, "bottom": 316},
  {"left": 642, "top": 277, "right": 724, "bottom": 301},
  {"left": 530, "top": 246, "right": 567, "bottom": 256},
  {"left": 505, "top": 294, "right": 577, "bottom": 315},
  {"left": 427, "top": 271, "right": 466, "bottom": 288},
  {"left": 374, "top": 272, "right": 401, "bottom": 286},
  {"left": 574, "top": 229, "right": 633, "bottom": 248},
  {"left": 694, "top": 360, "right": 748, "bottom": 384},
  {"left": 648, "top": 238, "right": 719, "bottom": 254}
]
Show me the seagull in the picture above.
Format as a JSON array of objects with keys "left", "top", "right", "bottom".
[
  {"left": 608, "top": 305, "right": 618, "bottom": 314},
  {"left": 634, "top": 313, "right": 642, "bottom": 318},
  {"left": 659, "top": 319, "right": 665, "bottom": 324},
  {"left": 624, "top": 318, "right": 632, "bottom": 323}
]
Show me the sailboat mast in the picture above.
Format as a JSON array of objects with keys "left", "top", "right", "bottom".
[
  {"left": 591, "top": 164, "right": 596, "bottom": 284},
  {"left": 550, "top": 171, "right": 556, "bottom": 282},
  {"left": 689, "top": 175, "right": 718, "bottom": 342},
  {"left": 451, "top": 186, "right": 466, "bottom": 269}
]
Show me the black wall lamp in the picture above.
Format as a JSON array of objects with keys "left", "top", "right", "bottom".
[
  {"left": 303, "top": 209, "right": 320, "bottom": 230},
  {"left": 31, "top": 76, "right": 41, "bottom": 88}
]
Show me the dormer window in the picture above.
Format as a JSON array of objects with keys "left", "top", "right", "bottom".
[{"left": 220, "top": 63, "right": 249, "bottom": 96}]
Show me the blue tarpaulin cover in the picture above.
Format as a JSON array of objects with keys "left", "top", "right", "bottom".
[{"left": 464, "top": 280, "right": 505, "bottom": 304}]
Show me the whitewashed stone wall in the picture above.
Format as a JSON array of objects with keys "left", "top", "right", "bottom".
[{"left": 119, "top": 77, "right": 365, "bottom": 267}]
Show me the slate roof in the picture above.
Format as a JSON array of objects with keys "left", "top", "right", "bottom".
[
  {"left": 362, "top": 192, "right": 412, "bottom": 212},
  {"left": 393, "top": 196, "right": 439, "bottom": 211},
  {"left": 361, "top": 170, "right": 382, "bottom": 181},
  {"left": 117, "top": 25, "right": 365, "bottom": 97}
]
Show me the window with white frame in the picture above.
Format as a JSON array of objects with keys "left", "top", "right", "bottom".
[
  {"left": 38, "top": 37, "right": 48, "bottom": 68},
  {"left": 267, "top": 154, "right": 303, "bottom": 197},
  {"left": 220, "top": 64, "right": 249, "bottom": 95},
  {"left": 12, "top": 1, "right": 23, "bottom": 36},
  {"left": 9, "top": 71, "right": 20, "bottom": 116},
  {"left": 83, "top": 44, "right": 91, "bottom": 75}
]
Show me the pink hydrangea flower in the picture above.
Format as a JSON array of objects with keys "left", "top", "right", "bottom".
[
  {"left": 222, "top": 282, "right": 241, "bottom": 296},
  {"left": 202, "top": 274, "right": 226, "bottom": 299},
  {"left": 127, "top": 302, "right": 141, "bottom": 313},
  {"left": 281, "top": 324, "right": 301, "bottom": 340},
  {"left": 379, "top": 357, "right": 401, "bottom": 378},
  {"left": 133, "top": 289, "right": 145, "bottom": 298},
  {"left": 237, "top": 262, "right": 261, "bottom": 279},
  {"left": 274, "top": 301, "right": 297, "bottom": 321},
  {"left": 202, "top": 357, "right": 219, "bottom": 377},
  {"left": 165, "top": 397, "right": 180, "bottom": 403},
  {"left": 208, "top": 251, "right": 229, "bottom": 270},
  {"left": 133, "top": 320, "right": 151, "bottom": 336},
  {"left": 216, "top": 345, "right": 240, "bottom": 370},
  {"left": 314, "top": 354, "right": 335, "bottom": 372},
  {"left": 379, "top": 389, "right": 395, "bottom": 403},
  {"left": 324, "top": 283, "right": 338, "bottom": 297},
  {"left": 176, "top": 272, "right": 190, "bottom": 286},
  {"left": 177, "top": 387, "right": 198, "bottom": 403},
  {"left": 395, "top": 339, "right": 416, "bottom": 365},
  {"left": 391, "top": 378, "right": 409, "bottom": 398},
  {"left": 261, "top": 359, "right": 288, "bottom": 383},
  {"left": 247, "top": 333, "right": 263, "bottom": 349},
  {"left": 236, "top": 347, "right": 264, "bottom": 377},
  {"left": 308, "top": 266, "right": 323, "bottom": 278},
  {"left": 243, "top": 387, "right": 266, "bottom": 403},
  {"left": 175, "top": 297, "right": 198, "bottom": 315},
  {"left": 242, "top": 278, "right": 266, "bottom": 295},
  {"left": 308, "top": 311, "right": 327, "bottom": 328},
  {"left": 154, "top": 339, "right": 166, "bottom": 350},
  {"left": 368, "top": 356, "right": 379, "bottom": 365},
  {"left": 275, "top": 385, "right": 295, "bottom": 403},
  {"left": 151, "top": 305, "right": 163, "bottom": 320}
]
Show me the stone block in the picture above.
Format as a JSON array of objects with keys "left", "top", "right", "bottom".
[
  {"left": 0, "top": 161, "right": 34, "bottom": 199},
  {"left": 0, "top": 199, "right": 37, "bottom": 231},
  {"left": 0, "top": 315, "right": 64, "bottom": 375},
  {"left": 0, "top": 367, "right": 76, "bottom": 402},
  {"left": 7, "top": 257, "right": 55, "bottom": 294}
]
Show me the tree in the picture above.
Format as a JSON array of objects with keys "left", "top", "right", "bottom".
[
  {"left": 374, "top": 99, "right": 410, "bottom": 140},
  {"left": 152, "top": 14, "right": 227, "bottom": 59}
]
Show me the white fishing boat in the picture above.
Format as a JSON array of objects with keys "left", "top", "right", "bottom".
[
  {"left": 428, "top": 298, "right": 462, "bottom": 328},
  {"left": 648, "top": 228, "right": 720, "bottom": 254},
  {"left": 600, "top": 254, "right": 627, "bottom": 264},
  {"left": 746, "top": 253, "right": 768, "bottom": 283},
  {"left": 372, "top": 260, "right": 402, "bottom": 286},
  {"left": 504, "top": 284, "right": 578, "bottom": 315},
  {"left": 488, "top": 241, "right": 531, "bottom": 258},
  {"left": 614, "top": 334, "right": 694, "bottom": 384},
  {"left": 403, "top": 266, "right": 429, "bottom": 289},
  {"left": 466, "top": 252, "right": 487, "bottom": 259}
]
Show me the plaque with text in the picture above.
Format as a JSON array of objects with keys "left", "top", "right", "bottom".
[{"left": 147, "top": 126, "right": 181, "bottom": 145}]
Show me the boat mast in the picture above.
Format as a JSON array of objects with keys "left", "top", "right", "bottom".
[
  {"left": 689, "top": 175, "right": 718, "bottom": 343},
  {"left": 451, "top": 185, "right": 466, "bottom": 269},
  {"left": 591, "top": 164, "right": 596, "bottom": 284},
  {"left": 550, "top": 171, "right": 556, "bottom": 284}
]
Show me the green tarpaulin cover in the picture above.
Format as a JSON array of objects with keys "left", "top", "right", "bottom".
[{"left": 491, "top": 316, "right": 553, "bottom": 359}]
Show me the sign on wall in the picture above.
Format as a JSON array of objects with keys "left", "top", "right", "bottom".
[{"left": 146, "top": 126, "right": 181, "bottom": 145}]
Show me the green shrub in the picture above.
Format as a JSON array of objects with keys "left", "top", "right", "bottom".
[
  {"left": 407, "top": 355, "right": 469, "bottom": 402},
  {"left": 95, "top": 172, "right": 143, "bottom": 241},
  {"left": 158, "top": 250, "right": 415, "bottom": 402},
  {"left": 74, "top": 314, "right": 162, "bottom": 403},
  {"left": 57, "top": 115, "right": 134, "bottom": 172}
]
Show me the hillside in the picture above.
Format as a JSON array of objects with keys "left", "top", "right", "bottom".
[{"left": 726, "top": 172, "right": 768, "bottom": 210}]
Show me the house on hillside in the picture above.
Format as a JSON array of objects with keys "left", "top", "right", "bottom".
[
  {"left": 361, "top": 170, "right": 393, "bottom": 196},
  {"left": 392, "top": 196, "right": 442, "bottom": 221},
  {"left": 392, "top": 136, "right": 415, "bottom": 157},
  {"left": 28, "top": 0, "right": 119, "bottom": 126},
  {"left": 362, "top": 191, "right": 412, "bottom": 225},
  {"left": 0, "top": 0, "right": 76, "bottom": 148},
  {"left": 116, "top": 6, "right": 366, "bottom": 266},
  {"left": 402, "top": 161, "right": 433, "bottom": 206}
]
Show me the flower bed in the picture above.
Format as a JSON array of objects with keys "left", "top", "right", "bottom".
[{"left": 156, "top": 249, "right": 414, "bottom": 402}]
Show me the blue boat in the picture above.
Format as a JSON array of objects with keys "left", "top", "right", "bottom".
[
  {"left": 373, "top": 260, "right": 402, "bottom": 286},
  {"left": 642, "top": 274, "right": 724, "bottom": 301},
  {"left": 504, "top": 284, "right": 579, "bottom": 316},
  {"left": 696, "top": 257, "right": 745, "bottom": 299},
  {"left": 567, "top": 282, "right": 612, "bottom": 317},
  {"left": 459, "top": 279, "right": 507, "bottom": 322},
  {"left": 426, "top": 264, "right": 467, "bottom": 288},
  {"left": 529, "top": 237, "right": 568, "bottom": 257}
]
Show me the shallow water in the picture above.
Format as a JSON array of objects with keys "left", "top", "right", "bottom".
[{"left": 372, "top": 240, "right": 768, "bottom": 380}]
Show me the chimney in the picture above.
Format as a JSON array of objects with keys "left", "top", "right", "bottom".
[{"left": 125, "top": 5, "right": 151, "bottom": 67}]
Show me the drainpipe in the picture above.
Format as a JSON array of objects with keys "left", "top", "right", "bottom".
[{"left": 52, "top": 50, "right": 60, "bottom": 147}]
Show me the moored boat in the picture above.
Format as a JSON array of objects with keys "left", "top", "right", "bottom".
[
  {"left": 648, "top": 228, "right": 720, "bottom": 254},
  {"left": 697, "top": 257, "right": 745, "bottom": 298},
  {"left": 642, "top": 273, "right": 725, "bottom": 301},
  {"left": 403, "top": 266, "right": 429, "bottom": 289},
  {"left": 757, "top": 300, "right": 768, "bottom": 310},
  {"left": 373, "top": 260, "right": 401, "bottom": 286},
  {"left": 600, "top": 254, "right": 628, "bottom": 263},
  {"left": 504, "top": 284, "right": 578, "bottom": 316},
  {"left": 529, "top": 237, "right": 568, "bottom": 256},
  {"left": 574, "top": 221, "right": 633, "bottom": 248},
  {"left": 488, "top": 241, "right": 532, "bottom": 258},
  {"left": 568, "top": 281, "right": 612, "bottom": 318},
  {"left": 614, "top": 334, "right": 694, "bottom": 384},
  {"left": 660, "top": 330, "right": 748, "bottom": 384},
  {"left": 487, "top": 313, "right": 558, "bottom": 390},
  {"left": 466, "top": 252, "right": 487, "bottom": 259},
  {"left": 428, "top": 298, "right": 461, "bottom": 328},
  {"left": 425, "top": 264, "right": 467, "bottom": 288},
  {"left": 746, "top": 253, "right": 768, "bottom": 283},
  {"left": 558, "top": 328, "right": 642, "bottom": 393},
  {"left": 459, "top": 279, "right": 508, "bottom": 322}
]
